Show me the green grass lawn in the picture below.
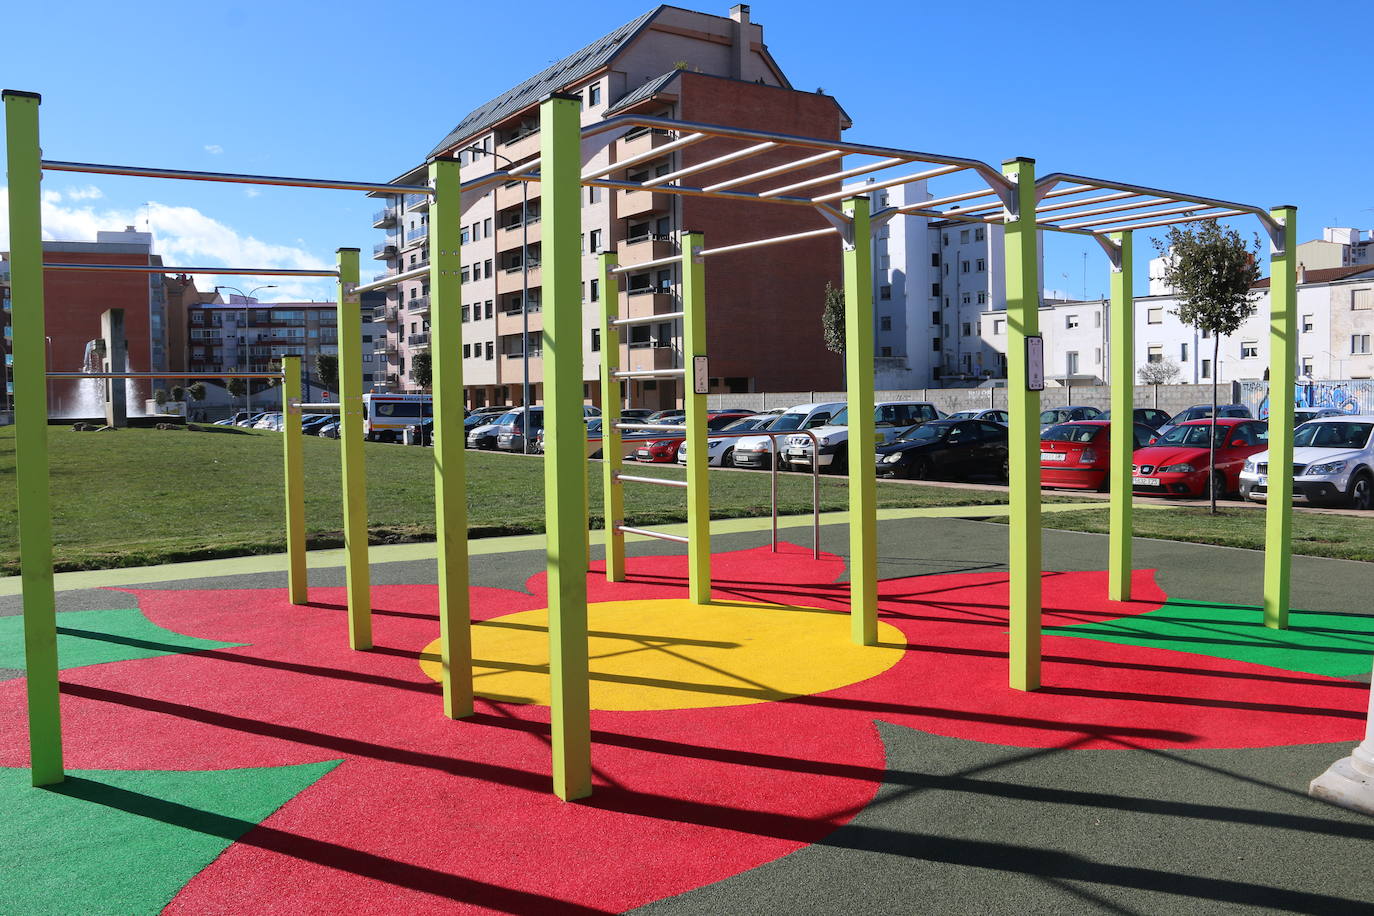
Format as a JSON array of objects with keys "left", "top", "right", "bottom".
[{"left": 2, "top": 426, "right": 1371, "bottom": 574}]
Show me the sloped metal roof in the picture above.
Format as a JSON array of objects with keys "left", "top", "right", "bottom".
[
  {"left": 426, "top": 7, "right": 662, "bottom": 158},
  {"left": 605, "top": 69, "right": 683, "bottom": 116}
]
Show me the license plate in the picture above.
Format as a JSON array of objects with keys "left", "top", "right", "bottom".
[
  {"left": 788, "top": 447, "right": 807, "bottom": 457},
  {"left": 636, "top": 449, "right": 650, "bottom": 459},
  {"left": 1257, "top": 476, "right": 1267, "bottom": 486},
  {"left": 1132, "top": 476, "right": 1159, "bottom": 486},
  {"left": 1041, "top": 452, "right": 1066, "bottom": 462}
]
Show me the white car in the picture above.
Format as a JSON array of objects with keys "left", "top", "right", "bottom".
[
  {"left": 782, "top": 401, "right": 942, "bottom": 474},
  {"left": 676, "top": 414, "right": 778, "bottom": 466},
  {"left": 731, "top": 402, "right": 845, "bottom": 470},
  {"left": 1238, "top": 415, "right": 1374, "bottom": 509},
  {"left": 947, "top": 408, "right": 1008, "bottom": 425}
]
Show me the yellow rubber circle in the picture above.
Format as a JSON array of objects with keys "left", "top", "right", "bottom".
[{"left": 420, "top": 598, "right": 904, "bottom": 711}]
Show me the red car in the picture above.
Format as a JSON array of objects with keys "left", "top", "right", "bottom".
[
  {"left": 632, "top": 411, "right": 752, "bottom": 463},
  {"left": 1040, "top": 421, "right": 1157, "bottom": 491},
  {"left": 1131, "top": 417, "right": 1269, "bottom": 497}
]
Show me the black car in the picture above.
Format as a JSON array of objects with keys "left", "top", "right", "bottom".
[
  {"left": 875, "top": 419, "right": 1009, "bottom": 480},
  {"left": 1098, "top": 407, "right": 1173, "bottom": 431}
]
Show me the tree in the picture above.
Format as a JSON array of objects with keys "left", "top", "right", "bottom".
[
  {"left": 1152, "top": 220, "right": 1262, "bottom": 514},
  {"left": 821, "top": 282, "right": 845, "bottom": 355},
  {"left": 411, "top": 350, "right": 433, "bottom": 390},
  {"left": 1137, "top": 358, "right": 1182, "bottom": 386},
  {"left": 187, "top": 382, "right": 207, "bottom": 403},
  {"left": 316, "top": 353, "right": 339, "bottom": 394},
  {"left": 170, "top": 385, "right": 186, "bottom": 402},
  {"left": 226, "top": 377, "right": 246, "bottom": 399}
]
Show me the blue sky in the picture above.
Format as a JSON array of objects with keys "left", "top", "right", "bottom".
[{"left": 2, "top": 0, "right": 1368, "bottom": 302}]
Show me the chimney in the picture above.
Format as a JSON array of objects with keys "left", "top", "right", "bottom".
[
  {"left": 1298, "top": 261, "right": 1307, "bottom": 285},
  {"left": 729, "top": 5, "right": 750, "bottom": 80}
]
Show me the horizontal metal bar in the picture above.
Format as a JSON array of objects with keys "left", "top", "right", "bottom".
[
  {"left": 612, "top": 369, "right": 686, "bottom": 379},
  {"left": 298, "top": 402, "right": 342, "bottom": 410},
  {"left": 1091, "top": 209, "right": 1248, "bottom": 234},
  {"left": 611, "top": 311, "right": 684, "bottom": 327},
  {"left": 1033, "top": 190, "right": 1137, "bottom": 216},
  {"left": 643, "top": 140, "right": 778, "bottom": 188},
  {"left": 582, "top": 132, "right": 710, "bottom": 181},
  {"left": 614, "top": 473, "right": 689, "bottom": 489},
  {"left": 761, "top": 157, "right": 909, "bottom": 198},
  {"left": 580, "top": 176, "right": 839, "bottom": 211},
  {"left": 948, "top": 182, "right": 1100, "bottom": 218},
  {"left": 614, "top": 524, "right": 690, "bottom": 545},
  {"left": 1061, "top": 202, "right": 1225, "bottom": 230},
  {"left": 702, "top": 149, "right": 844, "bottom": 193},
  {"left": 41, "top": 159, "right": 432, "bottom": 195},
  {"left": 615, "top": 421, "right": 688, "bottom": 430},
  {"left": 41, "top": 263, "right": 338, "bottom": 278},
  {"left": 609, "top": 254, "right": 681, "bottom": 275},
  {"left": 887, "top": 187, "right": 996, "bottom": 217},
  {"left": 1035, "top": 172, "right": 1272, "bottom": 227},
  {"left": 697, "top": 227, "right": 838, "bottom": 258},
  {"left": 47, "top": 371, "right": 283, "bottom": 379},
  {"left": 1038, "top": 196, "right": 1170, "bottom": 226},
  {"left": 814, "top": 164, "right": 964, "bottom": 204},
  {"left": 353, "top": 265, "right": 430, "bottom": 294},
  {"left": 908, "top": 209, "right": 1003, "bottom": 226}
]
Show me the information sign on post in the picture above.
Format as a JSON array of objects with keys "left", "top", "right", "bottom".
[
  {"left": 692, "top": 356, "right": 708, "bottom": 395},
  {"left": 1025, "top": 335, "right": 1045, "bottom": 392}
]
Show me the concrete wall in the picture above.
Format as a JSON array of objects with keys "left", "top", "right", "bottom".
[{"left": 708, "top": 381, "right": 1244, "bottom": 416}]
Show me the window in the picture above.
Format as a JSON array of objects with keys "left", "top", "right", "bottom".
[
  {"left": 1094, "top": 347, "right": 1101, "bottom": 365},
  {"left": 976, "top": 258, "right": 986, "bottom": 272},
  {"left": 879, "top": 254, "right": 890, "bottom": 270},
  {"left": 961, "top": 260, "right": 970, "bottom": 273},
  {"left": 587, "top": 186, "right": 602, "bottom": 205},
  {"left": 879, "top": 285, "right": 891, "bottom": 300},
  {"left": 589, "top": 279, "right": 599, "bottom": 302},
  {"left": 462, "top": 343, "right": 471, "bottom": 359},
  {"left": 460, "top": 228, "right": 470, "bottom": 246},
  {"left": 484, "top": 217, "right": 492, "bottom": 236},
  {"left": 1066, "top": 314, "right": 1079, "bottom": 329},
  {"left": 960, "top": 229, "right": 970, "bottom": 243},
  {"left": 1201, "top": 358, "right": 1212, "bottom": 378},
  {"left": 1181, "top": 342, "right": 1189, "bottom": 362},
  {"left": 1147, "top": 345, "right": 1163, "bottom": 363},
  {"left": 1302, "top": 314, "right": 1314, "bottom": 332},
  {"left": 931, "top": 311, "right": 941, "bottom": 325},
  {"left": 485, "top": 341, "right": 494, "bottom": 360},
  {"left": 590, "top": 328, "right": 600, "bottom": 352},
  {"left": 977, "top": 291, "right": 987, "bottom": 304},
  {"left": 460, "top": 267, "right": 470, "bottom": 284},
  {"left": 485, "top": 301, "right": 494, "bottom": 319},
  {"left": 1147, "top": 307, "right": 1163, "bottom": 324},
  {"left": 1354, "top": 334, "right": 1372, "bottom": 355},
  {"left": 993, "top": 319, "right": 1005, "bottom": 334},
  {"left": 880, "top": 346, "right": 892, "bottom": 357},
  {"left": 943, "top": 234, "right": 950, "bottom": 246},
  {"left": 961, "top": 292, "right": 971, "bottom": 305},
  {"left": 1241, "top": 341, "right": 1259, "bottom": 358},
  {"left": 1093, "top": 312, "right": 1101, "bottom": 328},
  {"left": 880, "top": 316, "right": 892, "bottom": 331},
  {"left": 930, "top": 253, "right": 940, "bottom": 267},
  {"left": 1301, "top": 357, "right": 1314, "bottom": 375},
  {"left": 1066, "top": 351, "right": 1079, "bottom": 375},
  {"left": 1353, "top": 289, "right": 1372, "bottom": 310},
  {"left": 962, "top": 322, "right": 972, "bottom": 337},
  {"left": 484, "top": 259, "right": 493, "bottom": 279},
  {"left": 931, "top": 337, "right": 941, "bottom": 351},
  {"left": 588, "top": 83, "right": 601, "bottom": 106},
  {"left": 975, "top": 227, "right": 985, "bottom": 241}
]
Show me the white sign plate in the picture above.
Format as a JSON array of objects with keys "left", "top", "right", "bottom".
[
  {"left": 1026, "top": 335, "right": 1045, "bottom": 391},
  {"left": 693, "top": 356, "right": 709, "bottom": 395}
]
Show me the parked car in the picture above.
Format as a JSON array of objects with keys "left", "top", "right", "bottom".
[
  {"left": 1038, "top": 405, "right": 1102, "bottom": 432},
  {"left": 1098, "top": 407, "right": 1172, "bottom": 431},
  {"left": 1039, "top": 420, "right": 1156, "bottom": 491},
  {"left": 253, "top": 412, "right": 284, "bottom": 431},
  {"left": 676, "top": 413, "right": 779, "bottom": 467},
  {"left": 1293, "top": 406, "right": 1351, "bottom": 425},
  {"left": 783, "top": 401, "right": 942, "bottom": 474},
  {"left": 1131, "top": 418, "right": 1269, "bottom": 497},
  {"left": 946, "top": 408, "right": 1006, "bottom": 424},
  {"left": 496, "top": 407, "right": 544, "bottom": 452},
  {"left": 235, "top": 412, "right": 268, "bottom": 428},
  {"left": 1155, "top": 403, "right": 1251, "bottom": 438},
  {"left": 1239, "top": 415, "right": 1374, "bottom": 509},
  {"left": 620, "top": 408, "right": 656, "bottom": 423},
  {"left": 317, "top": 420, "right": 340, "bottom": 439},
  {"left": 300, "top": 414, "right": 334, "bottom": 435},
  {"left": 467, "top": 411, "right": 515, "bottom": 449},
  {"left": 875, "top": 418, "right": 1009, "bottom": 481},
  {"left": 732, "top": 402, "right": 845, "bottom": 470},
  {"left": 625, "top": 411, "right": 752, "bottom": 464}
]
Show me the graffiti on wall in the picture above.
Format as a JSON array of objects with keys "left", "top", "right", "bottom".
[{"left": 1241, "top": 380, "right": 1374, "bottom": 420}]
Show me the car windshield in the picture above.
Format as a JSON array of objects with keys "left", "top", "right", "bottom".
[
  {"left": 1294, "top": 422, "right": 1373, "bottom": 449},
  {"left": 1042, "top": 424, "right": 1101, "bottom": 443},
  {"left": 1039, "top": 410, "right": 1067, "bottom": 424},
  {"left": 1156, "top": 423, "right": 1227, "bottom": 446},
  {"left": 896, "top": 423, "right": 948, "bottom": 444},
  {"left": 723, "top": 416, "right": 767, "bottom": 431},
  {"left": 769, "top": 412, "right": 809, "bottom": 431},
  {"left": 586, "top": 418, "right": 601, "bottom": 434}
]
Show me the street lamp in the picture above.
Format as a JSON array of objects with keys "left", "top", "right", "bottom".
[
  {"left": 215, "top": 284, "right": 276, "bottom": 418},
  {"left": 463, "top": 145, "right": 533, "bottom": 453}
]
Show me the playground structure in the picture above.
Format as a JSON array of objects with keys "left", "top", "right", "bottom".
[{"left": 3, "top": 88, "right": 1331, "bottom": 806}]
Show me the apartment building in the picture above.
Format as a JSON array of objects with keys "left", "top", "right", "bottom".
[
  {"left": 1297, "top": 227, "right": 1374, "bottom": 270},
  {"left": 187, "top": 297, "right": 339, "bottom": 390},
  {"left": 370, "top": 4, "right": 848, "bottom": 409}
]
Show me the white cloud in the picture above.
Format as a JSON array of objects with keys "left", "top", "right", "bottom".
[
  {"left": 244, "top": 188, "right": 261, "bottom": 198},
  {"left": 204, "top": 144, "right": 223, "bottom": 155},
  {"left": 42, "top": 189, "right": 63, "bottom": 204},
  {"left": 64, "top": 185, "right": 103, "bottom": 201}
]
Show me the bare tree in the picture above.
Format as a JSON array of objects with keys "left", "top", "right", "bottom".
[{"left": 1137, "top": 358, "right": 1182, "bottom": 385}]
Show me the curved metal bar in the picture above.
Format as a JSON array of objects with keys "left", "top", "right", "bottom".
[{"left": 1035, "top": 171, "right": 1278, "bottom": 236}]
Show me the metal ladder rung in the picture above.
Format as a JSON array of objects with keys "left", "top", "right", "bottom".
[
  {"left": 615, "top": 473, "right": 688, "bottom": 489},
  {"left": 615, "top": 421, "right": 687, "bottom": 431},
  {"left": 612, "top": 311, "right": 684, "bottom": 327},
  {"left": 613, "top": 368, "right": 685, "bottom": 379},
  {"left": 615, "top": 524, "right": 689, "bottom": 544}
]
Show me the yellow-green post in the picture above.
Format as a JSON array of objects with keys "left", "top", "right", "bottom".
[
  {"left": 598, "top": 252, "right": 625, "bottom": 582},
  {"left": 5, "top": 89, "right": 64, "bottom": 786},
  {"left": 1002, "top": 158, "right": 1043, "bottom": 691},
  {"left": 681, "top": 231, "right": 711, "bottom": 603},
  {"left": 541, "top": 93, "right": 591, "bottom": 801},
  {"left": 842, "top": 198, "right": 877, "bottom": 645},
  {"left": 1106, "top": 231, "right": 1134, "bottom": 601},
  {"left": 281, "top": 355, "right": 307, "bottom": 604},
  {"left": 1263, "top": 206, "right": 1298, "bottom": 629},
  {"left": 335, "top": 248, "right": 372, "bottom": 649},
  {"left": 430, "top": 157, "right": 474, "bottom": 717}
]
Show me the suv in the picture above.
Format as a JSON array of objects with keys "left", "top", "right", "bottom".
[
  {"left": 783, "top": 401, "right": 941, "bottom": 474},
  {"left": 1238, "top": 415, "right": 1374, "bottom": 509},
  {"left": 731, "top": 402, "right": 845, "bottom": 470}
]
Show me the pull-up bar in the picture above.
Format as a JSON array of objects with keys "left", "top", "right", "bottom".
[
  {"left": 41, "top": 263, "right": 338, "bottom": 278},
  {"left": 42, "top": 159, "right": 432, "bottom": 196},
  {"left": 354, "top": 264, "right": 429, "bottom": 293},
  {"left": 47, "top": 371, "right": 284, "bottom": 379}
]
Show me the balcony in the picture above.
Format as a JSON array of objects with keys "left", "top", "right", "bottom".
[
  {"left": 373, "top": 237, "right": 398, "bottom": 260},
  {"left": 408, "top": 333, "right": 430, "bottom": 349},
  {"left": 407, "top": 295, "right": 429, "bottom": 314},
  {"left": 496, "top": 180, "right": 539, "bottom": 212},
  {"left": 498, "top": 216, "right": 542, "bottom": 245},
  {"left": 497, "top": 266, "right": 542, "bottom": 295},
  {"left": 624, "top": 344, "right": 678, "bottom": 374},
  {"left": 377, "top": 306, "right": 399, "bottom": 324},
  {"left": 402, "top": 224, "right": 428, "bottom": 248},
  {"left": 617, "top": 233, "right": 675, "bottom": 267},
  {"left": 617, "top": 188, "right": 671, "bottom": 219},
  {"left": 372, "top": 206, "right": 398, "bottom": 228},
  {"left": 383, "top": 339, "right": 399, "bottom": 355},
  {"left": 496, "top": 307, "right": 542, "bottom": 337},
  {"left": 620, "top": 291, "right": 676, "bottom": 321},
  {"left": 404, "top": 192, "right": 431, "bottom": 212},
  {"left": 618, "top": 126, "right": 676, "bottom": 160}
]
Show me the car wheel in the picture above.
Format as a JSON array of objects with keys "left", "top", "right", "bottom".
[
  {"left": 720, "top": 447, "right": 734, "bottom": 467},
  {"left": 1348, "top": 472, "right": 1373, "bottom": 510},
  {"left": 830, "top": 450, "right": 848, "bottom": 476},
  {"left": 907, "top": 458, "right": 931, "bottom": 481}
]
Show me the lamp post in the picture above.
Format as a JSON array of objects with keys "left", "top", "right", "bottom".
[
  {"left": 215, "top": 284, "right": 276, "bottom": 419},
  {"left": 464, "top": 145, "right": 532, "bottom": 453}
]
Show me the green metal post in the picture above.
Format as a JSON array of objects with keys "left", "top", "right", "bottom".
[
  {"left": 842, "top": 197, "right": 877, "bottom": 645},
  {"left": 681, "top": 231, "right": 711, "bottom": 603},
  {"left": 1264, "top": 206, "right": 1298, "bottom": 629},
  {"left": 541, "top": 93, "right": 591, "bottom": 801},
  {"left": 5, "top": 89, "right": 64, "bottom": 786},
  {"left": 1002, "top": 158, "right": 1043, "bottom": 691},
  {"left": 1106, "top": 231, "right": 1134, "bottom": 601},
  {"left": 598, "top": 252, "right": 625, "bottom": 582},
  {"left": 430, "top": 157, "right": 474, "bottom": 718},
  {"left": 335, "top": 248, "right": 371, "bottom": 650},
  {"left": 281, "top": 355, "right": 307, "bottom": 604}
]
